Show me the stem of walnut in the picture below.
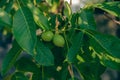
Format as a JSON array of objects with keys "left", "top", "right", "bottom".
[{"left": 55, "top": 17, "right": 60, "bottom": 34}]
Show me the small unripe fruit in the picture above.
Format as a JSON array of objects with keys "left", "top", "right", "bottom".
[
  {"left": 53, "top": 34, "right": 65, "bottom": 47},
  {"left": 41, "top": 31, "right": 54, "bottom": 42}
]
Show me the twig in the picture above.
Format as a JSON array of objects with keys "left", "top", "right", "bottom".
[
  {"left": 68, "top": 65, "right": 74, "bottom": 80},
  {"left": 104, "top": 12, "right": 120, "bottom": 25}
]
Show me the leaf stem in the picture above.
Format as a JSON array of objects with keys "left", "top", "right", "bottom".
[
  {"left": 16, "top": 0, "right": 21, "bottom": 9},
  {"left": 55, "top": 17, "right": 59, "bottom": 34},
  {"left": 68, "top": 64, "right": 75, "bottom": 80},
  {"left": 63, "top": 31, "right": 69, "bottom": 52}
]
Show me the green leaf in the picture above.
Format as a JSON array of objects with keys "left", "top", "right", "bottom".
[
  {"left": 61, "top": 67, "right": 69, "bottom": 80},
  {"left": 84, "top": 29, "right": 120, "bottom": 59},
  {"left": 18, "top": 0, "right": 31, "bottom": 5},
  {"left": 95, "top": 1, "right": 120, "bottom": 17},
  {"left": 81, "top": 29, "right": 120, "bottom": 71},
  {"left": 1, "top": 41, "right": 22, "bottom": 76},
  {"left": 15, "top": 56, "right": 41, "bottom": 80},
  {"left": 27, "top": 3, "right": 50, "bottom": 30},
  {"left": 4, "top": 0, "right": 14, "bottom": 13},
  {"left": 43, "top": 66, "right": 61, "bottom": 79},
  {"left": 32, "top": 72, "right": 42, "bottom": 80},
  {"left": 34, "top": 40, "right": 54, "bottom": 66},
  {"left": 70, "top": 13, "right": 79, "bottom": 27},
  {"left": 64, "top": 1, "right": 72, "bottom": 20},
  {"left": 36, "top": 0, "right": 42, "bottom": 3},
  {"left": 15, "top": 57, "right": 39, "bottom": 73},
  {"left": 0, "top": 8, "right": 12, "bottom": 27},
  {"left": 13, "top": 7, "right": 37, "bottom": 55},
  {"left": 97, "top": 53, "right": 120, "bottom": 71},
  {"left": 79, "top": 8, "right": 96, "bottom": 30},
  {"left": 0, "top": 0, "right": 7, "bottom": 7},
  {"left": 11, "top": 72, "right": 28, "bottom": 80},
  {"left": 76, "top": 61, "right": 105, "bottom": 80},
  {"left": 75, "top": 39, "right": 106, "bottom": 80},
  {"left": 46, "top": 0, "right": 52, "bottom": 6},
  {"left": 67, "top": 32, "right": 84, "bottom": 63}
]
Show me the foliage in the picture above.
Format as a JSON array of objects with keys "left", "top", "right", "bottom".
[{"left": 0, "top": 0, "right": 120, "bottom": 80}]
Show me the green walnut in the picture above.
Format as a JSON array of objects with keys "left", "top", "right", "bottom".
[
  {"left": 53, "top": 34, "right": 65, "bottom": 47},
  {"left": 41, "top": 31, "right": 54, "bottom": 42}
]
